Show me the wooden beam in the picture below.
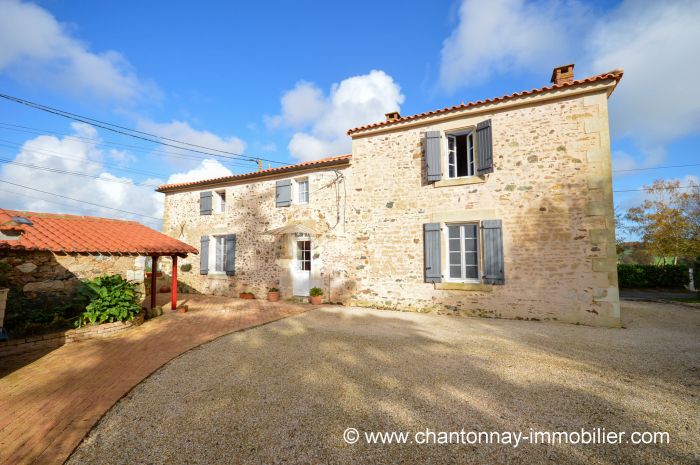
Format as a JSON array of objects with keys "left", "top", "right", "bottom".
[
  {"left": 171, "top": 255, "right": 178, "bottom": 311},
  {"left": 150, "top": 255, "right": 158, "bottom": 310}
]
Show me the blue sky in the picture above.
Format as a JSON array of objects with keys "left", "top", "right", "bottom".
[{"left": 0, "top": 0, "right": 698, "bottom": 232}]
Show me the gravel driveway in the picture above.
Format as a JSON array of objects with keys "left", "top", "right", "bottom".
[{"left": 69, "top": 302, "right": 699, "bottom": 464}]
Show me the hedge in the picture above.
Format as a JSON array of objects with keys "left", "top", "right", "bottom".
[{"left": 617, "top": 264, "right": 690, "bottom": 289}]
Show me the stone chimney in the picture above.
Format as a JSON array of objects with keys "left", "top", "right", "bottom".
[
  {"left": 550, "top": 64, "right": 575, "bottom": 86},
  {"left": 385, "top": 111, "right": 401, "bottom": 122}
]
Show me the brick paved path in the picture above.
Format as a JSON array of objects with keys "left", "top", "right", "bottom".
[{"left": 0, "top": 295, "right": 311, "bottom": 465}]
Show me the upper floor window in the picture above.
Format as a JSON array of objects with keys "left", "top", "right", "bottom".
[
  {"left": 296, "top": 178, "right": 309, "bottom": 204},
  {"left": 446, "top": 131, "right": 475, "bottom": 178},
  {"left": 214, "top": 190, "right": 226, "bottom": 213}
]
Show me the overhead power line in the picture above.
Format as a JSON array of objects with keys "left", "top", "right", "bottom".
[
  {"left": 0, "top": 179, "right": 161, "bottom": 220},
  {"left": 0, "top": 123, "right": 255, "bottom": 170},
  {"left": 0, "top": 93, "right": 287, "bottom": 166},
  {"left": 613, "top": 163, "right": 700, "bottom": 173},
  {"left": 0, "top": 157, "right": 160, "bottom": 189},
  {"left": 613, "top": 185, "right": 698, "bottom": 193}
]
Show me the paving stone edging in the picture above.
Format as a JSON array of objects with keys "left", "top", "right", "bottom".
[{"left": 0, "top": 312, "right": 145, "bottom": 358}]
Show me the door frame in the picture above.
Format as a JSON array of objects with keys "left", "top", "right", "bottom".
[{"left": 292, "top": 234, "right": 312, "bottom": 296}]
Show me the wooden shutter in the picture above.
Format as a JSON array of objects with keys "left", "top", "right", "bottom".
[
  {"left": 481, "top": 219, "right": 504, "bottom": 284},
  {"left": 424, "top": 131, "right": 442, "bottom": 182},
  {"left": 224, "top": 234, "right": 236, "bottom": 276},
  {"left": 276, "top": 180, "right": 292, "bottom": 207},
  {"left": 199, "top": 236, "right": 210, "bottom": 275},
  {"left": 423, "top": 223, "right": 442, "bottom": 283},
  {"left": 200, "top": 191, "right": 213, "bottom": 215},
  {"left": 476, "top": 119, "right": 494, "bottom": 175}
]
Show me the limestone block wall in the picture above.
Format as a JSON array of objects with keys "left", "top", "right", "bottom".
[
  {"left": 346, "top": 86, "right": 619, "bottom": 326},
  {"left": 162, "top": 165, "right": 355, "bottom": 300},
  {"left": 0, "top": 250, "right": 146, "bottom": 298}
]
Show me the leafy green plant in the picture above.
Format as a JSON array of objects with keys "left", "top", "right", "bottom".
[
  {"left": 268, "top": 287, "right": 279, "bottom": 292},
  {"left": 618, "top": 264, "right": 690, "bottom": 288},
  {"left": 180, "top": 263, "right": 192, "bottom": 272},
  {"left": 309, "top": 287, "right": 323, "bottom": 297},
  {"left": 75, "top": 275, "right": 141, "bottom": 327}
]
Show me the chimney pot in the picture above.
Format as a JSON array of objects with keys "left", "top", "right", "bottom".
[
  {"left": 385, "top": 111, "right": 401, "bottom": 122},
  {"left": 551, "top": 64, "right": 575, "bottom": 86}
]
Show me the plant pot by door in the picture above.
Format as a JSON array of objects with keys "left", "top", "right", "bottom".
[
  {"left": 309, "top": 295, "right": 323, "bottom": 305},
  {"left": 267, "top": 291, "right": 280, "bottom": 302}
]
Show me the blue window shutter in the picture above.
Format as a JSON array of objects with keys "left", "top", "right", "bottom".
[
  {"left": 276, "top": 180, "right": 292, "bottom": 207},
  {"left": 423, "top": 223, "right": 442, "bottom": 283},
  {"left": 199, "top": 236, "right": 210, "bottom": 275},
  {"left": 224, "top": 234, "right": 236, "bottom": 276},
  {"left": 425, "top": 131, "right": 442, "bottom": 182},
  {"left": 482, "top": 219, "right": 504, "bottom": 284},
  {"left": 476, "top": 119, "right": 493, "bottom": 175},
  {"left": 200, "top": 191, "right": 213, "bottom": 215}
]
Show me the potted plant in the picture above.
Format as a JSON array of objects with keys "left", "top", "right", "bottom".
[
  {"left": 159, "top": 285, "right": 171, "bottom": 293},
  {"left": 180, "top": 263, "right": 192, "bottom": 272},
  {"left": 239, "top": 291, "right": 255, "bottom": 299},
  {"left": 309, "top": 287, "right": 324, "bottom": 305},
  {"left": 267, "top": 287, "right": 280, "bottom": 302}
]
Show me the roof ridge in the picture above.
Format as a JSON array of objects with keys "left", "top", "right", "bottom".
[
  {"left": 157, "top": 153, "right": 352, "bottom": 192},
  {"left": 347, "top": 69, "right": 623, "bottom": 135},
  {"left": 0, "top": 208, "right": 141, "bottom": 223}
]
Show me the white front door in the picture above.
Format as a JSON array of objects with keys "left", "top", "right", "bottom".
[{"left": 293, "top": 235, "right": 311, "bottom": 296}]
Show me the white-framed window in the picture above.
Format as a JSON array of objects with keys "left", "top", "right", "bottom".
[
  {"left": 212, "top": 235, "right": 226, "bottom": 272},
  {"left": 296, "top": 178, "right": 309, "bottom": 204},
  {"left": 446, "top": 130, "right": 475, "bottom": 178},
  {"left": 214, "top": 190, "right": 226, "bottom": 213},
  {"left": 446, "top": 223, "right": 479, "bottom": 282},
  {"left": 296, "top": 234, "right": 311, "bottom": 271}
]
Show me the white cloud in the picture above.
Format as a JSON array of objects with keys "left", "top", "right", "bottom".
[
  {"left": 0, "top": 123, "right": 164, "bottom": 228},
  {"left": 165, "top": 159, "right": 233, "bottom": 184},
  {"left": 439, "top": 0, "right": 589, "bottom": 91},
  {"left": 588, "top": 0, "right": 700, "bottom": 145},
  {"left": 272, "top": 70, "right": 404, "bottom": 161},
  {"left": 265, "top": 81, "right": 327, "bottom": 128},
  {"left": 0, "top": 0, "right": 155, "bottom": 101}
]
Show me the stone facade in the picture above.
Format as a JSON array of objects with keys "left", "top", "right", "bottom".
[
  {"left": 162, "top": 165, "right": 355, "bottom": 300},
  {"left": 161, "top": 77, "right": 620, "bottom": 326},
  {"left": 0, "top": 249, "right": 147, "bottom": 298}
]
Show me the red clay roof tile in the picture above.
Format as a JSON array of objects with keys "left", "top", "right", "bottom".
[
  {"left": 346, "top": 70, "right": 624, "bottom": 135},
  {"left": 0, "top": 209, "right": 197, "bottom": 255},
  {"left": 156, "top": 154, "right": 352, "bottom": 192}
]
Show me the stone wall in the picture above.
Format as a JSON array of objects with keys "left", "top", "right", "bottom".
[
  {"left": 161, "top": 81, "right": 619, "bottom": 326},
  {"left": 0, "top": 250, "right": 147, "bottom": 298},
  {"left": 345, "top": 83, "right": 619, "bottom": 326},
  {"left": 162, "top": 165, "right": 355, "bottom": 300}
]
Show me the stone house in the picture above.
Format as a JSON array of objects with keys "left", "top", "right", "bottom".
[
  {"left": 0, "top": 209, "right": 197, "bottom": 302},
  {"left": 158, "top": 64, "right": 623, "bottom": 326}
]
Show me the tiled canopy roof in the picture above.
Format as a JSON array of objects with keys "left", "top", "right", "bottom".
[
  {"left": 0, "top": 209, "right": 197, "bottom": 255},
  {"left": 347, "top": 69, "right": 624, "bottom": 135},
  {"left": 157, "top": 154, "right": 352, "bottom": 192}
]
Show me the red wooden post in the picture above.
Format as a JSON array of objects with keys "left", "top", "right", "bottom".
[
  {"left": 171, "top": 255, "right": 178, "bottom": 311},
  {"left": 150, "top": 255, "right": 158, "bottom": 310}
]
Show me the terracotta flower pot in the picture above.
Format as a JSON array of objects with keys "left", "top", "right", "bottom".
[
  {"left": 240, "top": 292, "right": 255, "bottom": 300},
  {"left": 159, "top": 285, "right": 171, "bottom": 293},
  {"left": 267, "top": 291, "right": 280, "bottom": 302},
  {"left": 309, "top": 295, "right": 323, "bottom": 305}
]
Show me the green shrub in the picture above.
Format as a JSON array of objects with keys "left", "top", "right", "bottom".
[
  {"left": 617, "top": 264, "right": 690, "bottom": 289},
  {"left": 3, "top": 286, "right": 89, "bottom": 337},
  {"left": 76, "top": 275, "right": 141, "bottom": 327},
  {"left": 180, "top": 263, "right": 192, "bottom": 272},
  {"left": 309, "top": 287, "right": 323, "bottom": 297}
]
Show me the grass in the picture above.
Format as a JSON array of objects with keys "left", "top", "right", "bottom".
[{"left": 670, "top": 297, "right": 700, "bottom": 303}]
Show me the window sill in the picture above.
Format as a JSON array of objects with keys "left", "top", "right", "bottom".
[
  {"left": 433, "top": 176, "right": 486, "bottom": 188},
  {"left": 435, "top": 282, "right": 493, "bottom": 292},
  {"left": 207, "top": 272, "right": 229, "bottom": 280}
]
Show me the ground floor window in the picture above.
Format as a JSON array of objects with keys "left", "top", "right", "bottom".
[
  {"left": 296, "top": 238, "right": 311, "bottom": 271},
  {"left": 213, "top": 236, "right": 226, "bottom": 272},
  {"left": 447, "top": 223, "right": 479, "bottom": 281}
]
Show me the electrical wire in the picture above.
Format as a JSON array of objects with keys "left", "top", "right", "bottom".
[
  {"left": 0, "top": 179, "right": 161, "bottom": 220},
  {"left": 0, "top": 93, "right": 286, "bottom": 165}
]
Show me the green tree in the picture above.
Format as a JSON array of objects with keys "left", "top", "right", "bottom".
[{"left": 625, "top": 179, "right": 700, "bottom": 264}]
